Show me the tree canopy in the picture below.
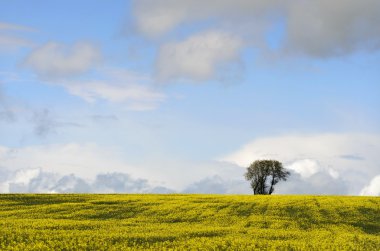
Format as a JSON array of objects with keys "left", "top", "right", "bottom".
[{"left": 245, "top": 160, "right": 290, "bottom": 195}]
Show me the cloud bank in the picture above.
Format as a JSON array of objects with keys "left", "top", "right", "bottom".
[
  {"left": 0, "top": 168, "right": 175, "bottom": 194},
  {"left": 133, "top": 0, "right": 380, "bottom": 57},
  {"left": 221, "top": 133, "right": 380, "bottom": 195},
  {"left": 1, "top": 134, "right": 378, "bottom": 195}
]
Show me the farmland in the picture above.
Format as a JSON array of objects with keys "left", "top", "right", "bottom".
[{"left": 0, "top": 194, "right": 379, "bottom": 250}]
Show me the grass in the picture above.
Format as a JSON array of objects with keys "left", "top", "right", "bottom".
[{"left": 0, "top": 194, "right": 379, "bottom": 250}]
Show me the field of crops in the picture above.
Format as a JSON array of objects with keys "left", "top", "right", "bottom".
[{"left": 0, "top": 194, "right": 379, "bottom": 250}]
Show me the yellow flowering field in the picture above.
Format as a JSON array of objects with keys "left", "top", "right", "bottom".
[{"left": 0, "top": 194, "right": 379, "bottom": 250}]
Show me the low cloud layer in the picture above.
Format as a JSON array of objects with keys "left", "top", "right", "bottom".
[
  {"left": 0, "top": 135, "right": 378, "bottom": 195},
  {"left": 133, "top": 0, "right": 380, "bottom": 57},
  {"left": 23, "top": 42, "right": 101, "bottom": 79},
  {"left": 0, "top": 168, "right": 175, "bottom": 193},
  {"left": 221, "top": 133, "right": 380, "bottom": 195},
  {"left": 0, "top": 166, "right": 375, "bottom": 195},
  {"left": 0, "top": 167, "right": 251, "bottom": 194}
]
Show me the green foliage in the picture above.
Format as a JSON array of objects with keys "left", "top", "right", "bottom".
[
  {"left": 0, "top": 194, "right": 379, "bottom": 250},
  {"left": 245, "top": 160, "right": 290, "bottom": 194}
]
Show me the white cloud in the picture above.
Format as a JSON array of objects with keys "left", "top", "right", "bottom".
[
  {"left": 275, "top": 171, "right": 348, "bottom": 195},
  {"left": 0, "top": 167, "right": 248, "bottom": 194},
  {"left": 0, "top": 168, "right": 175, "bottom": 193},
  {"left": 133, "top": 0, "right": 380, "bottom": 57},
  {"left": 156, "top": 31, "right": 243, "bottom": 81},
  {"left": 0, "top": 143, "right": 141, "bottom": 179},
  {"left": 286, "top": 159, "right": 339, "bottom": 179},
  {"left": 286, "top": 159, "right": 322, "bottom": 178},
  {"left": 66, "top": 80, "right": 165, "bottom": 110},
  {"left": 0, "top": 168, "right": 40, "bottom": 193},
  {"left": 60, "top": 69, "right": 166, "bottom": 110},
  {"left": 360, "top": 175, "right": 380, "bottom": 196},
  {"left": 23, "top": 42, "right": 101, "bottom": 79},
  {"left": 221, "top": 133, "right": 380, "bottom": 194}
]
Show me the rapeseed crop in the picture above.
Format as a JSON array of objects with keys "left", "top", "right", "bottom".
[{"left": 0, "top": 194, "right": 379, "bottom": 250}]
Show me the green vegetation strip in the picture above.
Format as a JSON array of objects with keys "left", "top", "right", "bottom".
[{"left": 0, "top": 194, "right": 379, "bottom": 250}]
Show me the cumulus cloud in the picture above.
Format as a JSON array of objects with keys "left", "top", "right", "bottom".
[
  {"left": 133, "top": 0, "right": 380, "bottom": 57},
  {"left": 276, "top": 170, "right": 348, "bottom": 195},
  {"left": 221, "top": 133, "right": 380, "bottom": 195},
  {"left": 156, "top": 31, "right": 243, "bottom": 82},
  {"left": 92, "top": 173, "right": 151, "bottom": 193},
  {"left": 1, "top": 167, "right": 253, "bottom": 194},
  {"left": 23, "top": 41, "right": 101, "bottom": 79},
  {"left": 360, "top": 175, "right": 380, "bottom": 196},
  {"left": 0, "top": 168, "right": 175, "bottom": 193},
  {"left": 60, "top": 69, "right": 166, "bottom": 110},
  {"left": 286, "top": 159, "right": 339, "bottom": 179}
]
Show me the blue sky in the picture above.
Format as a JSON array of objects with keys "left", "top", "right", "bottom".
[{"left": 0, "top": 0, "right": 379, "bottom": 195}]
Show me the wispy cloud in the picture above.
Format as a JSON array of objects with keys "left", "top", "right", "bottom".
[
  {"left": 0, "top": 22, "right": 34, "bottom": 51},
  {"left": 0, "top": 22, "right": 35, "bottom": 32},
  {"left": 31, "top": 109, "right": 82, "bottom": 138},
  {"left": 59, "top": 69, "right": 166, "bottom": 111}
]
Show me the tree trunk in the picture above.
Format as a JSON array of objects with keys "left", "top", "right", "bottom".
[{"left": 269, "top": 175, "right": 275, "bottom": 194}]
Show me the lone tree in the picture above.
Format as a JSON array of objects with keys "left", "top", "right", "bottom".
[{"left": 244, "top": 160, "right": 290, "bottom": 195}]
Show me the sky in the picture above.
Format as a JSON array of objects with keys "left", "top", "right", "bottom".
[{"left": 0, "top": 0, "right": 379, "bottom": 195}]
